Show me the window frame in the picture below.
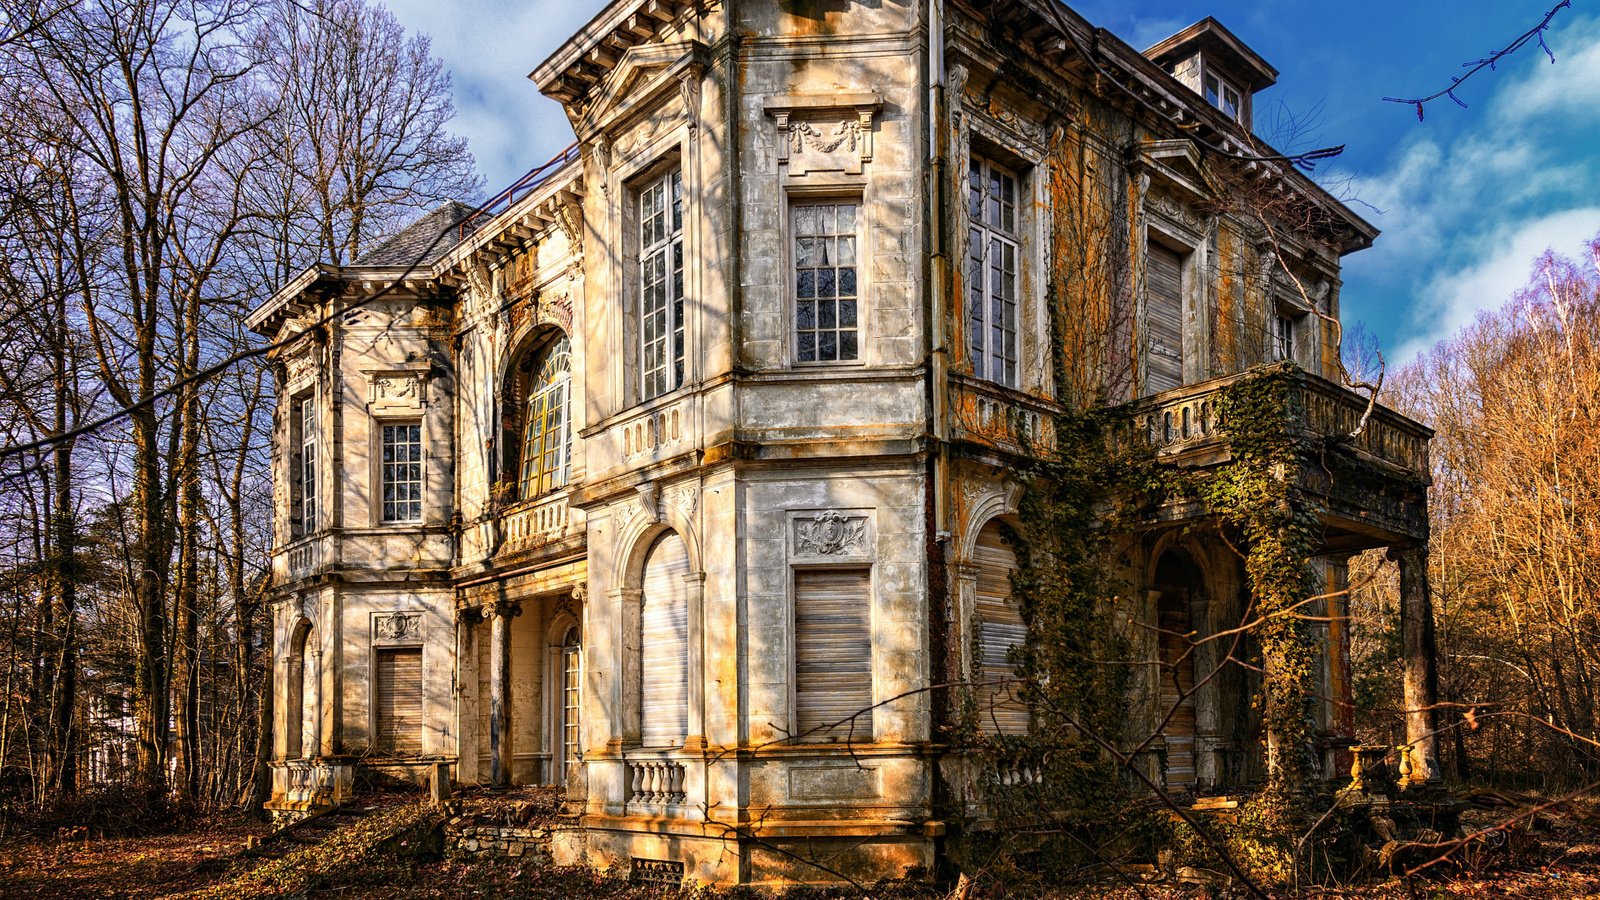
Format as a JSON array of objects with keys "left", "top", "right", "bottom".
[
  {"left": 966, "top": 154, "right": 1022, "bottom": 388},
  {"left": 789, "top": 564, "right": 876, "bottom": 743},
  {"left": 290, "top": 393, "right": 317, "bottom": 539},
  {"left": 379, "top": 420, "right": 424, "bottom": 524},
  {"left": 789, "top": 197, "right": 864, "bottom": 366},
  {"left": 1272, "top": 311, "right": 1296, "bottom": 362},
  {"left": 1203, "top": 69, "right": 1243, "bottom": 122},
  {"left": 515, "top": 333, "right": 573, "bottom": 501},
  {"left": 637, "top": 167, "right": 685, "bottom": 401}
]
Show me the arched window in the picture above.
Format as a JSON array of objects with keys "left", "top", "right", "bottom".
[
  {"left": 974, "top": 520, "right": 1028, "bottom": 735},
  {"left": 515, "top": 334, "right": 572, "bottom": 500},
  {"left": 640, "top": 532, "right": 689, "bottom": 748}
]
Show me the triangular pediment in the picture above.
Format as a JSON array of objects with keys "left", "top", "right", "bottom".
[
  {"left": 1133, "top": 140, "right": 1218, "bottom": 202},
  {"left": 580, "top": 40, "right": 707, "bottom": 136}
]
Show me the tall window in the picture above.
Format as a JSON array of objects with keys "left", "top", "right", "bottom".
[
  {"left": 974, "top": 521, "right": 1028, "bottom": 735},
  {"left": 1272, "top": 312, "right": 1296, "bottom": 361},
  {"left": 793, "top": 568, "right": 873, "bottom": 742},
  {"left": 1145, "top": 243, "right": 1185, "bottom": 395},
  {"left": 518, "top": 335, "right": 572, "bottom": 499},
  {"left": 793, "top": 202, "right": 860, "bottom": 363},
  {"left": 640, "top": 532, "right": 690, "bottom": 748},
  {"left": 292, "top": 395, "right": 317, "bottom": 538},
  {"left": 967, "top": 157, "right": 1020, "bottom": 387},
  {"left": 381, "top": 422, "right": 423, "bottom": 523},
  {"left": 375, "top": 647, "right": 423, "bottom": 756},
  {"left": 639, "top": 169, "right": 684, "bottom": 400}
]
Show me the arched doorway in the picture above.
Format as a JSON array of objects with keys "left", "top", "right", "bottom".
[
  {"left": 286, "top": 619, "right": 314, "bottom": 759},
  {"left": 1152, "top": 549, "right": 1204, "bottom": 791}
]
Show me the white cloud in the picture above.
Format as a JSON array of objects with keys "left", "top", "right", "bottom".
[
  {"left": 1490, "top": 14, "right": 1600, "bottom": 125},
  {"left": 1395, "top": 207, "right": 1600, "bottom": 361},
  {"left": 381, "top": 0, "right": 589, "bottom": 191},
  {"left": 1335, "top": 12, "right": 1600, "bottom": 365}
]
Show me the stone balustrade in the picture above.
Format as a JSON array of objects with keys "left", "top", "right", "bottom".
[
  {"left": 499, "top": 492, "right": 570, "bottom": 552},
  {"left": 626, "top": 758, "right": 687, "bottom": 806},
  {"left": 1117, "top": 366, "right": 1431, "bottom": 480}
]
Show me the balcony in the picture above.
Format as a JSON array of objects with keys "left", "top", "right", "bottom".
[
  {"left": 496, "top": 491, "right": 576, "bottom": 557},
  {"left": 1111, "top": 366, "right": 1432, "bottom": 548}
]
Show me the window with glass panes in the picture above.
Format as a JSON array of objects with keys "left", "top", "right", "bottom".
[
  {"left": 1204, "top": 72, "right": 1242, "bottom": 121},
  {"left": 793, "top": 202, "right": 860, "bottom": 362},
  {"left": 639, "top": 170, "right": 684, "bottom": 400},
  {"left": 1273, "top": 312, "right": 1295, "bottom": 361},
  {"left": 518, "top": 335, "right": 571, "bottom": 499},
  {"left": 294, "top": 396, "right": 317, "bottom": 536},
  {"left": 967, "top": 157, "right": 1020, "bottom": 386},
  {"left": 381, "top": 422, "right": 423, "bottom": 523}
]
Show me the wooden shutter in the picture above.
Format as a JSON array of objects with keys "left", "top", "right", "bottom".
[
  {"left": 974, "top": 524, "right": 1029, "bottom": 735},
  {"left": 641, "top": 533, "right": 690, "bottom": 748},
  {"left": 375, "top": 648, "right": 423, "bottom": 756},
  {"left": 1157, "top": 595, "right": 1197, "bottom": 789},
  {"left": 1146, "top": 243, "right": 1184, "bottom": 395},
  {"left": 794, "top": 569, "right": 873, "bottom": 742}
]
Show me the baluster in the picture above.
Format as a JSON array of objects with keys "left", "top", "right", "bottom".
[{"left": 630, "top": 762, "right": 643, "bottom": 802}]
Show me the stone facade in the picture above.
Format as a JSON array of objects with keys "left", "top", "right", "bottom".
[{"left": 246, "top": 0, "right": 1434, "bottom": 888}]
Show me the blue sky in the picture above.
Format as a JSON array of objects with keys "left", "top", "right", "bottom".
[{"left": 382, "top": 0, "right": 1600, "bottom": 365}]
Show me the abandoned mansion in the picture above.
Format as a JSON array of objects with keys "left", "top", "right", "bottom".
[{"left": 247, "top": 0, "right": 1437, "bottom": 887}]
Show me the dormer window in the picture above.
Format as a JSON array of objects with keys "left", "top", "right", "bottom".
[
  {"left": 1204, "top": 71, "right": 1242, "bottom": 122},
  {"left": 1145, "top": 17, "right": 1278, "bottom": 132}
]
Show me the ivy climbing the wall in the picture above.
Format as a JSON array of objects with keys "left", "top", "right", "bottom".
[{"left": 961, "top": 363, "right": 1326, "bottom": 886}]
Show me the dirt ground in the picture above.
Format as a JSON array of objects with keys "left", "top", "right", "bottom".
[{"left": 3, "top": 808, "right": 1600, "bottom": 898}]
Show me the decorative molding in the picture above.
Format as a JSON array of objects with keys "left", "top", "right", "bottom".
[
  {"left": 284, "top": 351, "right": 315, "bottom": 387},
  {"left": 765, "top": 93, "right": 881, "bottom": 177},
  {"left": 678, "top": 71, "right": 701, "bottom": 130},
  {"left": 665, "top": 485, "right": 697, "bottom": 521},
  {"left": 794, "top": 511, "right": 870, "bottom": 558},
  {"left": 539, "top": 291, "right": 575, "bottom": 333},
  {"left": 555, "top": 201, "right": 584, "bottom": 256},
  {"left": 635, "top": 481, "right": 661, "bottom": 524},
  {"left": 367, "top": 370, "right": 428, "bottom": 413},
  {"left": 374, "top": 612, "right": 422, "bottom": 643}
]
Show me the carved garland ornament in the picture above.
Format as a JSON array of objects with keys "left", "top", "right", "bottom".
[
  {"left": 375, "top": 612, "right": 422, "bottom": 642},
  {"left": 795, "top": 511, "right": 868, "bottom": 557},
  {"left": 790, "top": 120, "right": 862, "bottom": 155}
]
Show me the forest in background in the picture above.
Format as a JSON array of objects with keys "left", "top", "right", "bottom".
[
  {"left": 0, "top": 0, "right": 1596, "bottom": 850},
  {"left": 0, "top": 0, "right": 480, "bottom": 824}
]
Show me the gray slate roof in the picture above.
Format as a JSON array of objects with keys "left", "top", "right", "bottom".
[{"left": 355, "top": 201, "right": 478, "bottom": 267}]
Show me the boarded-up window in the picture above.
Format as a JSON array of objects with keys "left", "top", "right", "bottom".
[
  {"left": 974, "top": 522, "right": 1028, "bottom": 734},
  {"left": 1146, "top": 243, "right": 1185, "bottom": 395},
  {"left": 641, "top": 533, "right": 690, "bottom": 748},
  {"left": 375, "top": 648, "right": 423, "bottom": 756},
  {"left": 794, "top": 568, "right": 873, "bottom": 742}
]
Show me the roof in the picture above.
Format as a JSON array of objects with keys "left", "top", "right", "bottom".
[
  {"left": 1144, "top": 17, "right": 1279, "bottom": 92},
  {"left": 355, "top": 201, "right": 479, "bottom": 267}
]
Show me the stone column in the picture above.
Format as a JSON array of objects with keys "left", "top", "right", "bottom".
[
  {"left": 684, "top": 572, "right": 707, "bottom": 750},
  {"left": 488, "top": 601, "right": 519, "bottom": 788},
  {"left": 307, "top": 648, "right": 323, "bottom": 759},
  {"left": 1389, "top": 545, "right": 1440, "bottom": 785},
  {"left": 455, "top": 607, "right": 482, "bottom": 784}
]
